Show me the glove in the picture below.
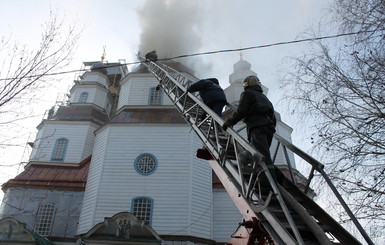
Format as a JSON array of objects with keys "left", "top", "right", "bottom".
[{"left": 222, "top": 120, "right": 232, "bottom": 131}]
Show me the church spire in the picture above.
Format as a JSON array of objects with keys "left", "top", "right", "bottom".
[
  {"left": 228, "top": 55, "right": 256, "bottom": 85},
  {"left": 225, "top": 56, "right": 269, "bottom": 105},
  {"left": 101, "top": 45, "right": 106, "bottom": 63}
]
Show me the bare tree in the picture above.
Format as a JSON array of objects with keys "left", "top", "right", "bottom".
[
  {"left": 281, "top": 0, "right": 384, "bottom": 234},
  {"left": 0, "top": 12, "right": 81, "bottom": 189},
  {"left": 0, "top": 11, "right": 80, "bottom": 122}
]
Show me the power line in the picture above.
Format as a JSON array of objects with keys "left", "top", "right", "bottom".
[
  {"left": 162, "top": 29, "right": 379, "bottom": 60},
  {"left": 0, "top": 29, "right": 379, "bottom": 81}
]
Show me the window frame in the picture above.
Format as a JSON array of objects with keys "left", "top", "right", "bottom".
[
  {"left": 34, "top": 203, "right": 56, "bottom": 236},
  {"left": 79, "top": 92, "right": 89, "bottom": 103},
  {"left": 131, "top": 197, "right": 153, "bottom": 225},
  {"left": 134, "top": 153, "right": 158, "bottom": 175},
  {"left": 148, "top": 86, "right": 163, "bottom": 105},
  {"left": 51, "top": 138, "right": 69, "bottom": 161}
]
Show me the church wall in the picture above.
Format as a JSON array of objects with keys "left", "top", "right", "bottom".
[
  {"left": 93, "top": 86, "right": 110, "bottom": 110},
  {"left": 212, "top": 189, "right": 242, "bottom": 242},
  {"left": 78, "top": 123, "right": 213, "bottom": 239},
  {"left": 77, "top": 126, "right": 110, "bottom": 235},
  {"left": 273, "top": 121, "right": 296, "bottom": 168},
  {"left": 30, "top": 122, "right": 98, "bottom": 163},
  {"left": 70, "top": 86, "right": 110, "bottom": 111},
  {"left": 82, "top": 126, "right": 97, "bottom": 161},
  {"left": 70, "top": 87, "right": 96, "bottom": 103},
  {"left": 104, "top": 125, "right": 199, "bottom": 233},
  {"left": 82, "top": 72, "right": 109, "bottom": 88},
  {"left": 127, "top": 78, "right": 158, "bottom": 105},
  {"left": 118, "top": 76, "right": 173, "bottom": 110},
  {"left": 188, "top": 135, "right": 212, "bottom": 238},
  {"left": 224, "top": 82, "right": 244, "bottom": 106},
  {"left": 117, "top": 78, "right": 132, "bottom": 110},
  {"left": 0, "top": 187, "right": 84, "bottom": 238},
  {"left": 29, "top": 127, "right": 45, "bottom": 162}
]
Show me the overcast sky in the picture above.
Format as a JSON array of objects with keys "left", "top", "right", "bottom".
[{"left": 0, "top": 0, "right": 331, "bottom": 202}]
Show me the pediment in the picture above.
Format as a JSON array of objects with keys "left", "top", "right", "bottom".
[
  {"left": 82, "top": 212, "right": 161, "bottom": 244},
  {"left": 0, "top": 217, "right": 34, "bottom": 243},
  {"left": 0, "top": 217, "right": 53, "bottom": 245}
]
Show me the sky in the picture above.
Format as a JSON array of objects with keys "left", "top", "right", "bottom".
[{"left": 0, "top": 0, "right": 331, "bottom": 202}]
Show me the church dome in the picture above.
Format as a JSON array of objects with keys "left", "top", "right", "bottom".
[
  {"left": 228, "top": 56, "right": 257, "bottom": 85},
  {"left": 233, "top": 57, "right": 251, "bottom": 72}
]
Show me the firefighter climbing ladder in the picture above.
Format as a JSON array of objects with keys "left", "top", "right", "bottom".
[{"left": 140, "top": 60, "right": 374, "bottom": 245}]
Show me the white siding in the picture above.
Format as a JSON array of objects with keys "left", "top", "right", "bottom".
[
  {"left": 70, "top": 88, "right": 93, "bottom": 103},
  {"left": 70, "top": 86, "right": 110, "bottom": 110},
  {"left": 82, "top": 126, "right": 97, "bottom": 160},
  {"left": 30, "top": 122, "right": 98, "bottom": 163},
  {"left": 77, "top": 126, "right": 109, "bottom": 234},
  {"left": 78, "top": 123, "right": 213, "bottom": 239},
  {"left": 224, "top": 82, "right": 244, "bottom": 105},
  {"left": 94, "top": 87, "right": 110, "bottom": 109},
  {"left": 189, "top": 134, "right": 212, "bottom": 238},
  {"left": 82, "top": 72, "right": 109, "bottom": 88},
  {"left": 273, "top": 120, "right": 296, "bottom": 168},
  {"left": 117, "top": 77, "right": 132, "bottom": 109},
  {"left": 29, "top": 127, "right": 44, "bottom": 161},
  {"left": 212, "top": 189, "right": 242, "bottom": 242},
  {"left": 118, "top": 76, "right": 173, "bottom": 110}
]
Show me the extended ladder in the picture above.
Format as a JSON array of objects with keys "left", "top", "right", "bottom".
[{"left": 140, "top": 60, "right": 374, "bottom": 245}]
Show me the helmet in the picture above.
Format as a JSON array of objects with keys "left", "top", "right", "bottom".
[
  {"left": 238, "top": 150, "right": 254, "bottom": 166},
  {"left": 242, "top": 75, "right": 260, "bottom": 87},
  {"left": 208, "top": 78, "right": 219, "bottom": 85}
]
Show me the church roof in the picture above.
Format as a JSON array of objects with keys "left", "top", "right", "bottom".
[
  {"left": 228, "top": 56, "right": 258, "bottom": 85},
  {"left": 50, "top": 105, "right": 109, "bottom": 125},
  {"left": 130, "top": 63, "right": 150, "bottom": 73},
  {"left": 130, "top": 60, "right": 194, "bottom": 75},
  {"left": 110, "top": 108, "right": 186, "bottom": 124},
  {"left": 233, "top": 57, "right": 252, "bottom": 71},
  {"left": 2, "top": 156, "right": 91, "bottom": 191}
]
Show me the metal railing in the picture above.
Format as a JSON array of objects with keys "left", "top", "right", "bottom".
[{"left": 271, "top": 134, "right": 374, "bottom": 245}]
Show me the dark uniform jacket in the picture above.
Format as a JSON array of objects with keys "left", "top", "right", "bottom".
[
  {"left": 226, "top": 85, "right": 276, "bottom": 132},
  {"left": 187, "top": 79, "right": 227, "bottom": 104}
]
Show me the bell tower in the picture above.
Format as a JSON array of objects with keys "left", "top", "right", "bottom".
[
  {"left": 29, "top": 61, "right": 127, "bottom": 165},
  {"left": 225, "top": 54, "right": 269, "bottom": 105}
]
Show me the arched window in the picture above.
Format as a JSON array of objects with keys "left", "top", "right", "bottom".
[
  {"left": 134, "top": 153, "right": 158, "bottom": 175},
  {"left": 131, "top": 197, "right": 153, "bottom": 225},
  {"left": 148, "top": 87, "right": 163, "bottom": 105},
  {"left": 51, "top": 138, "right": 68, "bottom": 161},
  {"left": 79, "top": 92, "right": 88, "bottom": 103},
  {"left": 34, "top": 203, "right": 56, "bottom": 236}
]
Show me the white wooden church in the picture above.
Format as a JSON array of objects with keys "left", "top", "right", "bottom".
[{"left": 0, "top": 57, "right": 297, "bottom": 245}]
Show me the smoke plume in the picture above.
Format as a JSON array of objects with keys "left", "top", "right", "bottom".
[{"left": 137, "top": 0, "right": 208, "bottom": 71}]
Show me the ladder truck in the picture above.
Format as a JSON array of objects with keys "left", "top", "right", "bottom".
[{"left": 140, "top": 59, "right": 374, "bottom": 245}]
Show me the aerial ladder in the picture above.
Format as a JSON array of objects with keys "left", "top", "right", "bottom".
[{"left": 140, "top": 59, "right": 374, "bottom": 245}]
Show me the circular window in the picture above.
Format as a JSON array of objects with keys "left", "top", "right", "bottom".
[{"left": 134, "top": 153, "right": 158, "bottom": 175}]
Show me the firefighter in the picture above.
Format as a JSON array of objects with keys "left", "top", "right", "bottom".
[
  {"left": 187, "top": 78, "right": 227, "bottom": 118},
  {"left": 222, "top": 75, "right": 277, "bottom": 181},
  {"left": 145, "top": 50, "right": 158, "bottom": 61}
]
